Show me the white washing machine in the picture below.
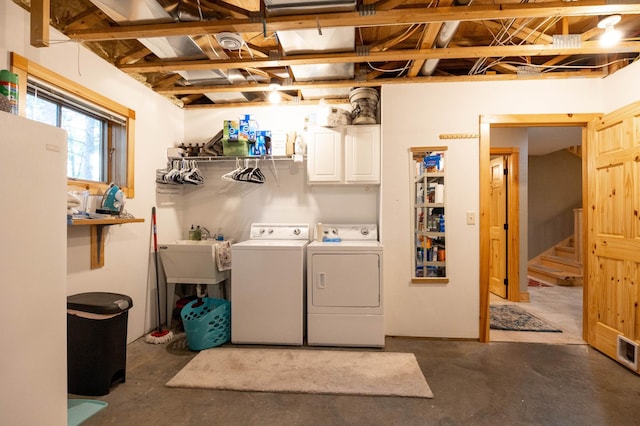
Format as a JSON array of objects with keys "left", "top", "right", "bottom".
[
  {"left": 307, "top": 224, "right": 384, "bottom": 347},
  {"left": 231, "top": 223, "right": 310, "bottom": 345}
]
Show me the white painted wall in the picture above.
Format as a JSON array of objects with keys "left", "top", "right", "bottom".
[
  {"left": 601, "top": 59, "right": 640, "bottom": 113},
  {"left": 180, "top": 107, "right": 379, "bottom": 243},
  {"left": 1, "top": 0, "right": 184, "bottom": 343},
  {"left": 381, "top": 79, "right": 603, "bottom": 338},
  {"left": 4, "top": 0, "right": 640, "bottom": 343}
]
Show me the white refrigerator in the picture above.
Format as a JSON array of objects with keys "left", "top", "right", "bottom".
[{"left": 0, "top": 112, "right": 68, "bottom": 424}]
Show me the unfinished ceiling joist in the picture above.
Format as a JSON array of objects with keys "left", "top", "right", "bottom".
[
  {"left": 65, "top": 2, "right": 640, "bottom": 42},
  {"left": 118, "top": 41, "right": 640, "bottom": 74},
  {"left": 21, "top": 0, "right": 640, "bottom": 108},
  {"left": 29, "top": 0, "right": 49, "bottom": 47}
]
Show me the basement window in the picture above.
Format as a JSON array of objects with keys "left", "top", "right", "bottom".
[{"left": 10, "top": 53, "right": 136, "bottom": 198}]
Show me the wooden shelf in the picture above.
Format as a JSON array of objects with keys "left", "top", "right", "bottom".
[{"left": 69, "top": 217, "right": 144, "bottom": 269}]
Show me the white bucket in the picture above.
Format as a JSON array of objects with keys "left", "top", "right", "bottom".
[{"left": 349, "top": 87, "right": 379, "bottom": 125}]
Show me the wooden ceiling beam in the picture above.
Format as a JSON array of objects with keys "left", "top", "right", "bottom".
[
  {"left": 407, "top": 23, "right": 444, "bottom": 77},
  {"left": 367, "top": 61, "right": 410, "bottom": 79},
  {"left": 119, "top": 41, "right": 640, "bottom": 73},
  {"left": 152, "top": 74, "right": 184, "bottom": 89},
  {"left": 482, "top": 20, "right": 554, "bottom": 45},
  {"left": 541, "top": 26, "right": 604, "bottom": 67},
  {"left": 116, "top": 47, "right": 153, "bottom": 65},
  {"left": 168, "top": 69, "right": 602, "bottom": 100},
  {"left": 30, "top": 0, "right": 50, "bottom": 47},
  {"left": 65, "top": 2, "right": 640, "bottom": 42},
  {"left": 374, "top": 0, "right": 410, "bottom": 12},
  {"left": 369, "top": 24, "right": 422, "bottom": 52}
]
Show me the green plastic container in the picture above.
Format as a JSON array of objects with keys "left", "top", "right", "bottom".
[
  {"left": 222, "top": 139, "right": 249, "bottom": 156},
  {"left": 0, "top": 70, "right": 18, "bottom": 114}
]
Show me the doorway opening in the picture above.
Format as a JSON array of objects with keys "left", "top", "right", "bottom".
[{"left": 479, "top": 114, "right": 598, "bottom": 343}]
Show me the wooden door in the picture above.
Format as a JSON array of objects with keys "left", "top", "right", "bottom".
[
  {"left": 587, "top": 101, "right": 640, "bottom": 373},
  {"left": 489, "top": 156, "right": 508, "bottom": 298}
]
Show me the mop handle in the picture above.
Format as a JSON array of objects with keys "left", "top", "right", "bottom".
[
  {"left": 151, "top": 206, "right": 162, "bottom": 332},
  {"left": 152, "top": 207, "right": 158, "bottom": 252}
]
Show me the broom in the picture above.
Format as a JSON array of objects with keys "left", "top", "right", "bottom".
[{"left": 145, "top": 206, "right": 174, "bottom": 344}]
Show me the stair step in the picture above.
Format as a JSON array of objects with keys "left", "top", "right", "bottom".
[
  {"left": 540, "top": 254, "right": 582, "bottom": 275},
  {"left": 528, "top": 263, "right": 582, "bottom": 286},
  {"left": 555, "top": 246, "right": 576, "bottom": 259}
]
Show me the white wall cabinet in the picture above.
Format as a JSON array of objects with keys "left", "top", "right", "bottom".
[{"left": 306, "top": 125, "right": 380, "bottom": 185}]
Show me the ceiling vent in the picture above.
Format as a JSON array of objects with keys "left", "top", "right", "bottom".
[{"left": 215, "top": 32, "right": 245, "bottom": 50}]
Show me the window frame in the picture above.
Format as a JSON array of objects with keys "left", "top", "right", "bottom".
[{"left": 10, "top": 52, "right": 136, "bottom": 198}]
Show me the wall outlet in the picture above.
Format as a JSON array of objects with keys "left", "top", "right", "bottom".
[{"left": 466, "top": 211, "right": 476, "bottom": 225}]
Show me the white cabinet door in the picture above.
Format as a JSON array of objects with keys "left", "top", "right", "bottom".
[
  {"left": 306, "top": 127, "right": 343, "bottom": 182},
  {"left": 345, "top": 125, "right": 381, "bottom": 184}
]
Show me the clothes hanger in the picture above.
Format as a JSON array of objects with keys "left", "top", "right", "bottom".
[
  {"left": 184, "top": 160, "right": 205, "bottom": 185},
  {"left": 248, "top": 159, "right": 265, "bottom": 184},
  {"left": 233, "top": 159, "right": 254, "bottom": 181},
  {"left": 222, "top": 158, "right": 242, "bottom": 181}
]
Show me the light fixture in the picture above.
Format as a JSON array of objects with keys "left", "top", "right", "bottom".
[
  {"left": 268, "top": 91, "right": 282, "bottom": 103},
  {"left": 268, "top": 77, "right": 282, "bottom": 103},
  {"left": 269, "top": 77, "right": 281, "bottom": 91},
  {"left": 214, "top": 32, "right": 244, "bottom": 50},
  {"left": 597, "top": 14, "right": 622, "bottom": 47}
]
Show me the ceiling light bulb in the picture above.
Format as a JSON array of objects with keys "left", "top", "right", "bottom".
[
  {"left": 268, "top": 91, "right": 281, "bottom": 104},
  {"left": 600, "top": 25, "right": 621, "bottom": 47}
]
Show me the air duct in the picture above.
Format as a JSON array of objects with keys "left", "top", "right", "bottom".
[
  {"left": 88, "top": 0, "right": 242, "bottom": 86},
  {"left": 420, "top": 0, "right": 472, "bottom": 76},
  {"left": 264, "top": 0, "right": 356, "bottom": 16}
]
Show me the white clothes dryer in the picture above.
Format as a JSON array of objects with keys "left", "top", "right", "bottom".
[
  {"left": 231, "top": 223, "right": 309, "bottom": 345},
  {"left": 307, "top": 224, "right": 384, "bottom": 347}
]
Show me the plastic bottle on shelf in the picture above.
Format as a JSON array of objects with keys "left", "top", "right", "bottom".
[{"left": 0, "top": 70, "right": 19, "bottom": 114}]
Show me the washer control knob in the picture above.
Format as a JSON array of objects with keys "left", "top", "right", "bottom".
[
  {"left": 259, "top": 228, "right": 266, "bottom": 235},
  {"left": 293, "top": 228, "right": 301, "bottom": 235},
  {"left": 361, "top": 227, "right": 370, "bottom": 236},
  {"left": 267, "top": 228, "right": 274, "bottom": 234}
]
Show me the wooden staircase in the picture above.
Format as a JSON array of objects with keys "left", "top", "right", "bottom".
[{"left": 528, "top": 209, "right": 583, "bottom": 286}]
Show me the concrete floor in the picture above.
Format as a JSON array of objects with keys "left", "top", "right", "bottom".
[{"left": 79, "top": 333, "right": 640, "bottom": 426}]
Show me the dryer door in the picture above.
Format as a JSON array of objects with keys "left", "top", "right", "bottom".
[{"left": 310, "top": 253, "right": 380, "bottom": 307}]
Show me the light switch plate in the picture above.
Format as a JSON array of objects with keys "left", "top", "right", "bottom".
[{"left": 466, "top": 211, "right": 476, "bottom": 225}]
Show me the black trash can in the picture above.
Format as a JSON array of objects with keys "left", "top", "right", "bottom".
[{"left": 67, "top": 292, "right": 133, "bottom": 396}]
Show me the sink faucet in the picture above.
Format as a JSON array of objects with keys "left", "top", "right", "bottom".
[{"left": 200, "top": 226, "right": 211, "bottom": 240}]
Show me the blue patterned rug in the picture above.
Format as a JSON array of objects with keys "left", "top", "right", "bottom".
[{"left": 490, "top": 305, "right": 562, "bottom": 332}]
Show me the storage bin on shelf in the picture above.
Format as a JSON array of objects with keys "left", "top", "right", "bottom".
[
  {"left": 222, "top": 139, "right": 249, "bottom": 156},
  {"left": 181, "top": 297, "right": 231, "bottom": 350}
]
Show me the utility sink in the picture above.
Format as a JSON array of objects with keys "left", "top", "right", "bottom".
[
  {"left": 158, "top": 240, "right": 228, "bottom": 284},
  {"left": 158, "top": 239, "right": 231, "bottom": 321},
  {"left": 173, "top": 240, "right": 220, "bottom": 245}
]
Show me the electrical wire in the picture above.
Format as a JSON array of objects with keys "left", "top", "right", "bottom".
[{"left": 477, "top": 57, "right": 635, "bottom": 74}]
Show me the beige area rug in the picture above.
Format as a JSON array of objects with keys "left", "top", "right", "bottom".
[{"left": 166, "top": 347, "right": 433, "bottom": 398}]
